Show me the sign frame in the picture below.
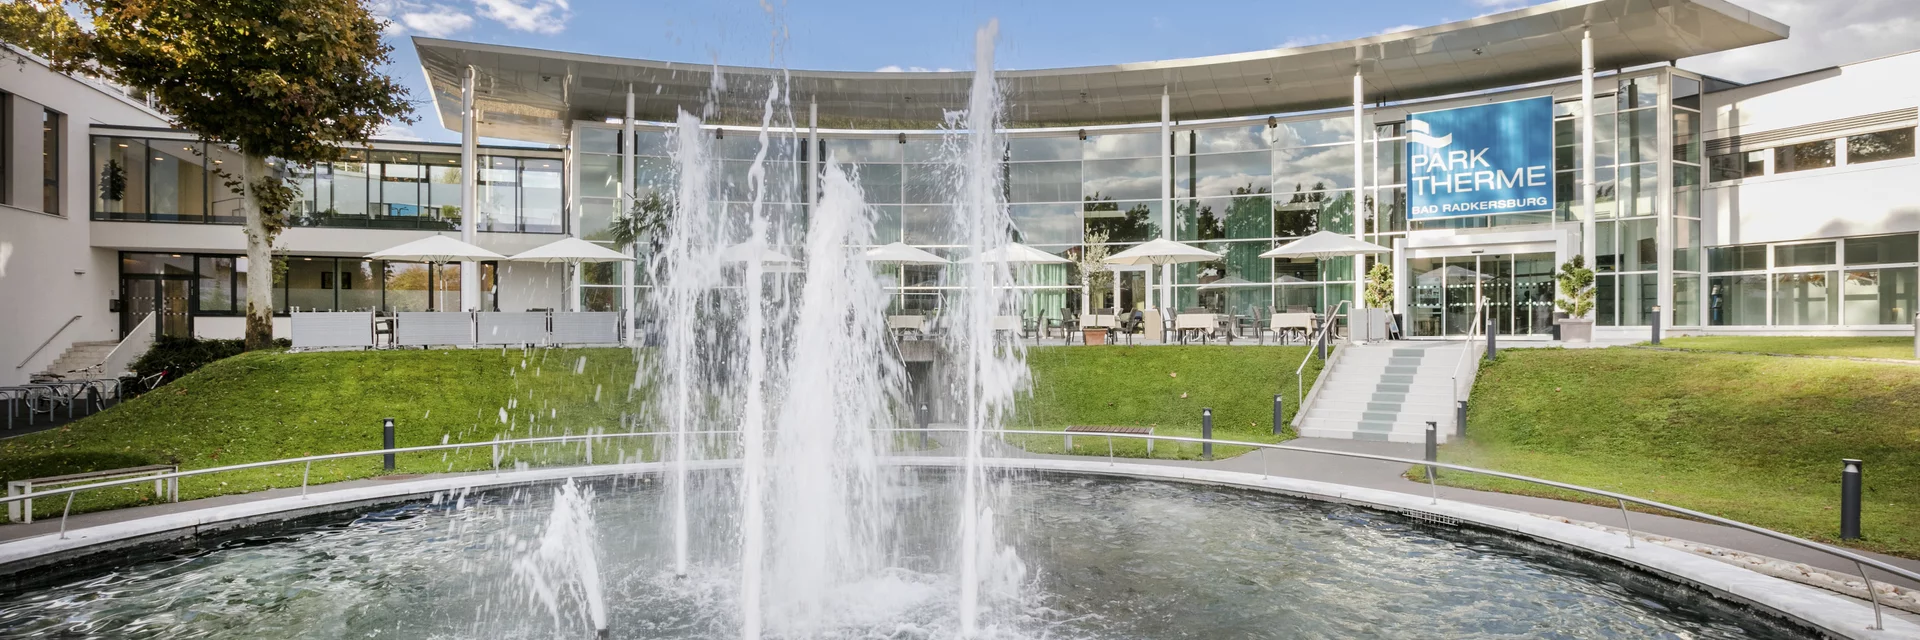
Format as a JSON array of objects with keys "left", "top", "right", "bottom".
[{"left": 1405, "top": 95, "right": 1556, "bottom": 221}]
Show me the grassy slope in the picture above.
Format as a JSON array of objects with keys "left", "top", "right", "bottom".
[
  {"left": 1653, "top": 336, "right": 1916, "bottom": 360},
  {"left": 1008, "top": 346, "right": 1321, "bottom": 459},
  {"left": 1440, "top": 348, "right": 1920, "bottom": 557},
  {"left": 0, "top": 348, "right": 642, "bottom": 518}
]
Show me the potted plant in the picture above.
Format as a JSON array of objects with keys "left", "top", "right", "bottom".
[
  {"left": 1363, "top": 262, "right": 1396, "bottom": 339},
  {"left": 1554, "top": 255, "right": 1596, "bottom": 343}
]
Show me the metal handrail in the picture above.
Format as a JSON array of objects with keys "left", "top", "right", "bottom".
[
  {"left": 17, "top": 315, "right": 83, "bottom": 369},
  {"left": 2, "top": 426, "right": 1905, "bottom": 629},
  {"left": 1450, "top": 298, "right": 1486, "bottom": 435},
  {"left": 1294, "top": 299, "right": 1351, "bottom": 402}
]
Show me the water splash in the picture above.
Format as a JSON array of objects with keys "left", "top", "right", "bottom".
[{"left": 511, "top": 479, "right": 608, "bottom": 636}]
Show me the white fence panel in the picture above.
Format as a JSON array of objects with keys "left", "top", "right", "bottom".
[
  {"left": 396, "top": 312, "right": 475, "bottom": 347},
  {"left": 291, "top": 312, "right": 374, "bottom": 349},
  {"left": 478, "top": 312, "right": 549, "bottom": 345},
  {"left": 551, "top": 312, "right": 619, "bottom": 345}
]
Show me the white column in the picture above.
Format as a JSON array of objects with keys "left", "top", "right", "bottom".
[
  {"left": 807, "top": 99, "right": 819, "bottom": 206},
  {"left": 459, "top": 66, "right": 479, "bottom": 312},
  {"left": 620, "top": 84, "right": 637, "bottom": 343},
  {"left": 1581, "top": 30, "right": 1597, "bottom": 272},
  {"left": 1159, "top": 89, "right": 1172, "bottom": 310},
  {"left": 1351, "top": 69, "right": 1365, "bottom": 314}
]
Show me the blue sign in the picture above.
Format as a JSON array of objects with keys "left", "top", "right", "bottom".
[{"left": 1406, "top": 96, "right": 1555, "bottom": 219}]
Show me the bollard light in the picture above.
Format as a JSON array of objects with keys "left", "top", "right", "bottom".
[
  {"left": 382, "top": 418, "right": 396, "bottom": 471},
  {"left": 1202, "top": 408, "right": 1214, "bottom": 460},
  {"left": 1651, "top": 305, "right": 1663, "bottom": 345},
  {"left": 1485, "top": 314, "right": 1497, "bottom": 360},
  {"left": 1272, "top": 395, "right": 1284, "bottom": 436},
  {"left": 1455, "top": 400, "right": 1468, "bottom": 438},
  {"left": 1841, "top": 459, "right": 1863, "bottom": 540}
]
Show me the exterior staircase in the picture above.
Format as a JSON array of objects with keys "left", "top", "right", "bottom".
[
  {"left": 1297, "top": 341, "right": 1477, "bottom": 444},
  {"left": 34, "top": 340, "right": 120, "bottom": 380}
]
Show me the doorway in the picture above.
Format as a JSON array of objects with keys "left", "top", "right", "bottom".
[
  {"left": 122, "top": 275, "right": 193, "bottom": 338},
  {"left": 1406, "top": 252, "right": 1555, "bottom": 338}
]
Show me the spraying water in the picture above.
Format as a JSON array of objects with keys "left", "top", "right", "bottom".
[{"left": 511, "top": 479, "right": 609, "bottom": 636}]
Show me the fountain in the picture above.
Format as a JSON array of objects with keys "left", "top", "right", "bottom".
[{"left": 0, "top": 15, "right": 1889, "bottom": 640}]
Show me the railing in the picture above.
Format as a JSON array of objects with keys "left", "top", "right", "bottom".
[
  {"left": 1294, "top": 300, "right": 1350, "bottom": 403},
  {"left": 16, "top": 316, "right": 83, "bottom": 370},
  {"left": 1450, "top": 298, "right": 1486, "bottom": 437},
  {"left": 1, "top": 427, "right": 1908, "bottom": 630},
  {"left": 98, "top": 313, "right": 157, "bottom": 378}
]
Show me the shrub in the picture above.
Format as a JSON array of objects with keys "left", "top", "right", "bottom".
[{"left": 131, "top": 335, "right": 287, "bottom": 384}]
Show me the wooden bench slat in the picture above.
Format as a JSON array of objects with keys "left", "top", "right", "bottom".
[{"left": 11, "top": 464, "right": 177, "bottom": 486}]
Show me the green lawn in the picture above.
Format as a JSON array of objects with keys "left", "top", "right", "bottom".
[
  {"left": 1649, "top": 335, "right": 1916, "bottom": 360},
  {"left": 0, "top": 348, "right": 646, "bottom": 519},
  {"left": 1437, "top": 348, "right": 1920, "bottom": 558},
  {"left": 1005, "top": 345, "right": 1321, "bottom": 460}
]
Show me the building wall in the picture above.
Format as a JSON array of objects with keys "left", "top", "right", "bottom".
[{"left": 0, "top": 52, "right": 170, "bottom": 385}]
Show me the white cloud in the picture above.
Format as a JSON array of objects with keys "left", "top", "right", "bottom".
[
  {"left": 475, "top": 0, "right": 571, "bottom": 35},
  {"left": 370, "top": 0, "right": 474, "bottom": 38},
  {"left": 1277, "top": 35, "right": 1331, "bottom": 49},
  {"left": 1683, "top": 0, "right": 1920, "bottom": 83},
  {"left": 376, "top": 122, "right": 427, "bottom": 142}
]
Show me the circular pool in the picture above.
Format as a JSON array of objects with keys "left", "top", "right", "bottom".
[{"left": 0, "top": 471, "right": 1817, "bottom": 639}]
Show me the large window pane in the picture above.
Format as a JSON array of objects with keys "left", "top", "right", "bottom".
[
  {"left": 1082, "top": 158, "right": 1158, "bottom": 201},
  {"left": 331, "top": 161, "right": 369, "bottom": 217},
  {"left": 1622, "top": 218, "right": 1658, "bottom": 272},
  {"left": 338, "top": 260, "right": 380, "bottom": 311},
  {"left": 1188, "top": 150, "right": 1270, "bottom": 197},
  {"left": 1673, "top": 110, "right": 1700, "bottom": 165},
  {"left": 1008, "top": 161, "right": 1078, "bottom": 203},
  {"left": 1673, "top": 218, "right": 1700, "bottom": 272},
  {"left": 1618, "top": 75, "right": 1659, "bottom": 110},
  {"left": 286, "top": 257, "right": 336, "bottom": 312},
  {"left": 377, "top": 157, "right": 421, "bottom": 218},
  {"left": 1274, "top": 191, "right": 1351, "bottom": 237},
  {"left": 1709, "top": 274, "right": 1767, "bottom": 325},
  {"left": 1619, "top": 273, "right": 1656, "bottom": 326},
  {"left": 384, "top": 263, "right": 430, "bottom": 312},
  {"left": 1617, "top": 163, "right": 1657, "bottom": 218},
  {"left": 849, "top": 162, "right": 901, "bottom": 204},
  {"left": 903, "top": 205, "right": 954, "bottom": 245},
  {"left": 1268, "top": 117, "right": 1353, "bottom": 147},
  {"left": 1192, "top": 125, "right": 1268, "bottom": 154},
  {"left": 1709, "top": 245, "right": 1767, "bottom": 272},
  {"left": 1084, "top": 132, "right": 1158, "bottom": 160},
  {"left": 149, "top": 141, "right": 207, "bottom": 221},
  {"left": 1009, "top": 203, "right": 1082, "bottom": 246},
  {"left": 41, "top": 109, "right": 59, "bottom": 214},
  {"left": 578, "top": 154, "right": 620, "bottom": 199},
  {"left": 1673, "top": 275, "right": 1700, "bottom": 326},
  {"left": 1845, "top": 234, "right": 1918, "bottom": 265},
  {"left": 1775, "top": 242, "right": 1835, "bottom": 267},
  {"left": 478, "top": 156, "right": 518, "bottom": 231},
  {"left": 1848, "top": 128, "right": 1915, "bottom": 165},
  {"left": 196, "top": 256, "right": 236, "bottom": 312},
  {"left": 1775, "top": 140, "right": 1835, "bottom": 173},
  {"left": 1273, "top": 145, "right": 1354, "bottom": 191},
  {"left": 426, "top": 158, "right": 461, "bottom": 224},
  {"left": 92, "top": 137, "right": 147, "bottom": 217},
  {"left": 1708, "top": 153, "right": 1744, "bottom": 182},
  {"left": 824, "top": 137, "right": 901, "bottom": 163},
  {"left": 1773, "top": 271, "right": 1838, "bottom": 325},
  {"left": 578, "top": 127, "right": 620, "bottom": 154},
  {"left": 903, "top": 163, "right": 946, "bottom": 205},
  {"left": 1617, "top": 109, "right": 1659, "bottom": 164},
  {"left": 521, "top": 158, "right": 564, "bottom": 233},
  {"left": 1083, "top": 200, "right": 1159, "bottom": 243},
  {"left": 1008, "top": 136, "right": 1078, "bottom": 162},
  {"left": 1843, "top": 268, "right": 1917, "bottom": 325},
  {"left": 1672, "top": 75, "right": 1701, "bottom": 111}
]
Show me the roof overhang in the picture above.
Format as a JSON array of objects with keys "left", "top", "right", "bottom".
[{"left": 415, "top": 0, "right": 1786, "bottom": 145}]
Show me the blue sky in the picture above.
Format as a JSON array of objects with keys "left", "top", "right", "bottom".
[{"left": 370, "top": 0, "right": 1920, "bottom": 142}]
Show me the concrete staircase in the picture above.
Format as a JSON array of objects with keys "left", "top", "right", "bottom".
[
  {"left": 1298, "top": 342, "right": 1474, "bottom": 444},
  {"left": 35, "top": 340, "right": 120, "bottom": 380}
]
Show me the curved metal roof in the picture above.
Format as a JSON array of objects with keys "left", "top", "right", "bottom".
[{"left": 415, "top": 0, "right": 1785, "bottom": 145}]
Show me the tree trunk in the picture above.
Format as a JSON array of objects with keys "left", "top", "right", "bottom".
[{"left": 242, "top": 155, "right": 276, "bottom": 350}]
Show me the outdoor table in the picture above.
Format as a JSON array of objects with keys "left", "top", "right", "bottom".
[
  {"left": 887, "top": 315, "right": 928, "bottom": 339},
  {"left": 1174, "top": 313, "right": 1221, "bottom": 345}
]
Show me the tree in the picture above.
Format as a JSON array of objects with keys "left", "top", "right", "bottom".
[
  {"left": 1554, "top": 255, "right": 1596, "bottom": 319},
  {"left": 3, "top": 0, "right": 412, "bottom": 349},
  {"left": 1364, "top": 263, "right": 1393, "bottom": 309}
]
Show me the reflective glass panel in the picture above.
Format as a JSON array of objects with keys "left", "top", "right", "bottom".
[
  {"left": 1775, "top": 140, "right": 1835, "bottom": 173},
  {"left": 1082, "top": 158, "right": 1159, "bottom": 201},
  {"left": 1708, "top": 274, "right": 1766, "bottom": 325},
  {"left": 1776, "top": 242, "right": 1836, "bottom": 267},
  {"left": 1848, "top": 129, "right": 1915, "bottom": 164},
  {"left": 1845, "top": 234, "right": 1918, "bottom": 265},
  {"left": 1273, "top": 145, "right": 1354, "bottom": 191},
  {"left": 1773, "top": 271, "right": 1839, "bottom": 325},
  {"left": 1843, "top": 267, "right": 1918, "bottom": 325}
]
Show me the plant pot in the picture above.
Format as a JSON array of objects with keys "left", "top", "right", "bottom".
[
  {"left": 1556, "top": 318, "right": 1593, "bottom": 343},
  {"left": 1083, "top": 328, "right": 1109, "bottom": 346}
]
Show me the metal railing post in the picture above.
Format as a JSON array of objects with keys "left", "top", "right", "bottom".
[
  {"left": 302, "top": 461, "right": 312, "bottom": 499},
  {"left": 1855, "top": 561, "right": 1885, "bottom": 631},
  {"left": 382, "top": 418, "right": 396, "bottom": 471},
  {"left": 1617, "top": 498, "right": 1636, "bottom": 548},
  {"left": 1425, "top": 422, "right": 1439, "bottom": 505},
  {"left": 1841, "top": 459, "right": 1863, "bottom": 540},
  {"left": 1272, "top": 395, "right": 1284, "bottom": 436},
  {"left": 1201, "top": 408, "right": 1214, "bottom": 460},
  {"left": 59, "top": 493, "right": 74, "bottom": 539}
]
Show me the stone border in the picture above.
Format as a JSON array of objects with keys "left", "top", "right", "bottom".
[{"left": 0, "top": 458, "right": 1911, "bottom": 639}]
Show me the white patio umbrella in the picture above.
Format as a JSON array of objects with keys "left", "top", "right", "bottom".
[
  {"left": 862, "top": 242, "right": 949, "bottom": 265},
  {"left": 1102, "top": 238, "right": 1222, "bottom": 266},
  {"left": 508, "top": 238, "right": 635, "bottom": 311},
  {"left": 365, "top": 234, "right": 506, "bottom": 263},
  {"left": 960, "top": 242, "right": 1072, "bottom": 265},
  {"left": 1257, "top": 230, "right": 1390, "bottom": 259}
]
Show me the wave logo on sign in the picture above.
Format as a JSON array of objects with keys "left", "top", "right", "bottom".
[{"left": 1407, "top": 120, "right": 1452, "bottom": 149}]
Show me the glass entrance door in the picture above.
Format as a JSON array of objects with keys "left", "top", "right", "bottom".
[
  {"left": 123, "top": 276, "right": 193, "bottom": 338},
  {"left": 1405, "top": 252, "right": 1556, "bottom": 338}
]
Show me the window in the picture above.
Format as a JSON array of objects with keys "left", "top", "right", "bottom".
[
  {"left": 1775, "top": 242, "right": 1836, "bottom": 268},
  {"left": 1708, "top": 151, "right": 1765, "bottom": 182},
  {"left": 1845, "top": 234, "right": 1918, "bottom": 265},
  {"left": 1774, "top": 139, "right": 1835, "bottom": 173},
  {"left": 1847, "top": 128, "right": 1915, "bottom": 165},
  {"left": 42, "top": 108, "right": 60, "bottom": 214},
  {"left": 1708, "top": 245, "right": 1767, "bottom": 272}
]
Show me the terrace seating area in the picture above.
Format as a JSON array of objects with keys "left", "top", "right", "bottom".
[
  {"left": 290, "top": 310, "right": 623, "bottom": 350},
  {"left": 885, "top": 304, "right": 1343, "bottom": 347}
]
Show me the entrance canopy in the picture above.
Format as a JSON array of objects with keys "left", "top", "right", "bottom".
[{"left": 416, "top": 0, "right": 1784, "bottom": 144}]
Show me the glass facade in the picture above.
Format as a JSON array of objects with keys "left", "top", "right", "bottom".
[
  {"left": 1706, "top": 233, "right": 1918, "bottom": 326},
  {"left": 120, "top": 251, "right": 499, "bottom": 336}
]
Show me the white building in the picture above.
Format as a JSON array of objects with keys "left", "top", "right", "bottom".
[{"left": 2, "top": 0, "right": 1916, "bottom": 386}]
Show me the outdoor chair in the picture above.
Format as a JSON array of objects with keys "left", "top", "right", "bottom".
[{"left": 1055, "top": 307, "right": 1079, "bottom": 344}]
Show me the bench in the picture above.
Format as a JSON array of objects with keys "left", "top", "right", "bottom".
[
  {"left": 8, "top": 464, "right": 179, "bottom": 524},
  {"left": 1063, "top": 425, "right": 1156, "bottom": 455}
]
